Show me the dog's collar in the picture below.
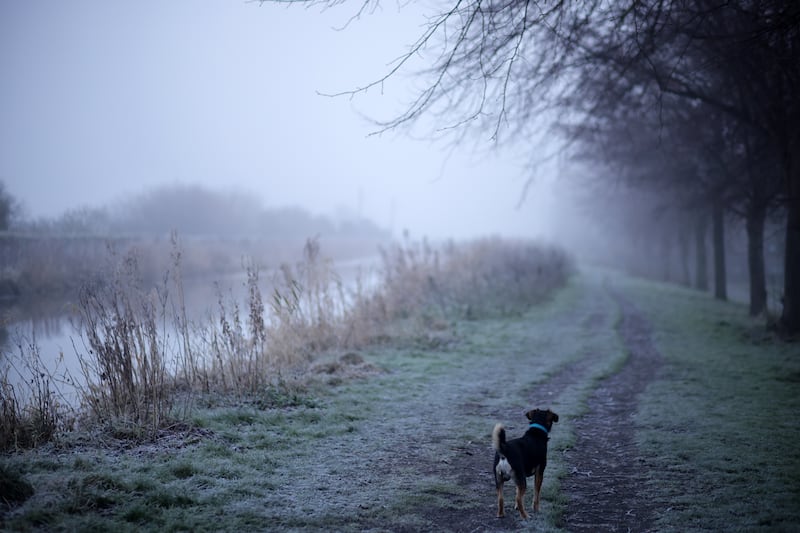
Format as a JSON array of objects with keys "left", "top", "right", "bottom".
[{"left": 529, "top": 423, "right": 549, "bottom": 434}]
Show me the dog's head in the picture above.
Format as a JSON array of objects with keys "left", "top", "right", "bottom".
[{"left": 525, "top": 408, "right": 559, "bottom": 432}]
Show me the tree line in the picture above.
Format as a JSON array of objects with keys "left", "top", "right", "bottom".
[
  {"left": 275, "top": 0, "right": 799, "bottom": 334},
  {"left": 0, "top": 182, "right": 390, "bottom": 298},
  {"left": 0, "top": 182, "right": 389, "bottom": 241}
]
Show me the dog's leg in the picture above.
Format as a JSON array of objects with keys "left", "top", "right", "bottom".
[
  {"left": 533, "top": 466, "right": 544, "bottom": 512},
  {"left": 496, "top": 484, "right": 505, "bottom": 518},
  {"left": 515, "top": 485, "right": 529, "bottom": 519}
]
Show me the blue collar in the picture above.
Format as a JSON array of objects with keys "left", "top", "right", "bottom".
[{"left": 529, "top": 423, "right": 549, "bottom": 434}]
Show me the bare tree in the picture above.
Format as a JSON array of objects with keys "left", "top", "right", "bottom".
[
  {"left": 262, "top": 0, "right": 800, "bottom": 333},
  {"left": 0, "top": 181, "right": 20, "bottom": 231},
  {"left": 617, "top": 0, "right": 799, "bottom": 328}
]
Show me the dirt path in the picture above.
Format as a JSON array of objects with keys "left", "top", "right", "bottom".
[
  {"left": 407, "top": 284, "right": 664, "bottom": 532},
  {"left": 258, "top": 279, "right": 663, "bottom": 531},
  {"left": 560, "top": 287, "right": 663, "bottom": 532},
  {"left": 9, "top": 274, "right": 798, "bottom": 532},
  {"left": 412, "top": 309, "right": 608, "bottom": 532}
]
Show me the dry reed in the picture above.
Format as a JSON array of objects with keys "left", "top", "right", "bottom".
[{"left": 1, "top": 235, "right": 571, "bottom": 449}]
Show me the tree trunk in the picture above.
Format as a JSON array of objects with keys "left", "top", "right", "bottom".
[
  {"left": 746, "top": 205, "right": 768, "bottom": 316},
  {"left": 780, "top": 153, "right": 800, "bottom": 335},
  {"left": 694, "top": 212, "right": 708, "bottom": 291},
  {"left": 679, "top": 223, "right": 691, "bottom": 287},
  {"left": 712, "top": 201, "right": 727, "bottom": 301}
]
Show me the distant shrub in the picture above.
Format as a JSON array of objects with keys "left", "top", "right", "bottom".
[
  {"left": 369, "top": 236, "right": 572, "bottom": 321},
  {"left": 337, "top": 237, "right": 572, "bottom": 350}
]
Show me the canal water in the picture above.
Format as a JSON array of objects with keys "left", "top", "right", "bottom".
[{"left": 0, "top": 257, "right": 381, "bottom": 404}]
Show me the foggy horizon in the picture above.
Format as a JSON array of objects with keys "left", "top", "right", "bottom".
[
  {"left": 1, "top": 0, "right": 791, "bottom": 309},
  {"left": 1, "top": 3, "right": 797, "bottom": 527},
  {"left": 1, "top": 0, "right": 565, "bottom": 242}
]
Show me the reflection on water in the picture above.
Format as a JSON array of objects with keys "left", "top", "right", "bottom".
[
  {"left": 1, "top": 296, "right": 79, "bottom": 368},
  {"left": 0, "top": 257, "right": 381, "bottom": 403},
  {"left": 0, "top": 272, "right": 249, "bottom": 365},
  {"left": 0, "top": 272, "right": 256, "bottom": 407},
  {"left": 0, "top": 298, "right": 84, "bottom": 406},
  {"left": 0, "top": 295, "right": 77, "bottom": 344}
]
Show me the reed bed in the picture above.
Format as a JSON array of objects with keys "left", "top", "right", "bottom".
[
  {"left": 0, "top": 341, "right": 72, "bottom": 450},
  {"left": 376, "top": 236, "right": 571, "bottom": 319},
  {"left": 0, "top": 236, "right": 571, "bottom": 449}
]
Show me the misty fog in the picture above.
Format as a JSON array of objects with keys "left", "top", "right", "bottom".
[
  {"left": 0, "top": 1, "right": 791, "bottom": 320},
  {"left": 0, "top": 1, "right": 564, "bottom": 241}
]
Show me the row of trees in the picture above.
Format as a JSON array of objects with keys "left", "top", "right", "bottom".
[
  {"left": 0, "top": 182, "right": 20, "bottom": 231},
  {"left": 281, "top": 0, "right": 798, "bottom": 333},
  {"left": 1, "top": 182, "right": 391, "bottom": 298},
  {"left": 562, "top": 1, "right": 795, "bottom": 325},
  {"left": 3, "top": 183, "right": 389, "bottom": 241}
]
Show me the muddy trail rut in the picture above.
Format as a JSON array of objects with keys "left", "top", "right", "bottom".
[
  {"left": 560, "top": 288, "right": 662, "bottom": 532},
  {"left": 414, "top": 285, "right": 662, "bottom": 533},
  {"left": 263, "top": 278, "right": 663, "bottom": 531}
]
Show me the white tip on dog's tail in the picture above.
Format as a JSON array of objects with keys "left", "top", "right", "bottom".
[{"left": 492, "top": 423, "right": 506, "bottom": 452}]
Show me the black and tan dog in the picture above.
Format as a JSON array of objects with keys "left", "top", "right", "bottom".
[{"left": 492, "top": 408, "right": 559, "bottom": 518}]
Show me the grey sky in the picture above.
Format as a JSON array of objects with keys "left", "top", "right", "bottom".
[{"left": 0, "top": 0, "right": 564, "bottom": 240}]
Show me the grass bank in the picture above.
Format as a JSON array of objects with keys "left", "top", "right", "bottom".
[
  {"left": 1, "top": 237, "right": 571, "bottom": 449},
  {"left": 1, "top": 268, "right": 798, "bottom": 531},
  {"left": 622, "top": 275, "right": 800, "bottom": 531},
  {"left": 0, "top": 271, "right": 613, "bottom": 531}
]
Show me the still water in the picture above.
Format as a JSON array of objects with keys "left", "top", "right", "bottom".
[{"left": 0, "top": 257, "right": 380, "bottom": 403}]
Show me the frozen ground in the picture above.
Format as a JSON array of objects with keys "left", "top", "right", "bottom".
[{"left": 4, "top": 271, "right": 799, "bottom": 532}]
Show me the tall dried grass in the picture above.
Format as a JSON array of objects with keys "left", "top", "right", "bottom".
[
  {"left": 372, "top": 236, "right": 572, "bottom": 320},
  {"left": 1, "top": 235, "right": 571, "bottom": 449},
  {"left": 195, "top": 264, "right": 268, "bottom": 394},
  {"left": 74, "top": 251, "right": 172, "bottom": 436},
  {"left": 267, "top": 238, "right": 345, "bottom": 363},
  {"left": 0, "top": 340, "right": 74, "bottom": 450},
  {"left": 191, "top": 238, "right": 345, "bottom": 394}
]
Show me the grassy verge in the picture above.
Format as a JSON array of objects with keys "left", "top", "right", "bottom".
[
  {"left": 618, "top": 274, "right": 800, "bottom": 532},
  {"left": 2, "top": 268, "right": 797, "bottom": 531},
  {"left": 0, "top": 273, "right": 613, "bottom": 532},
  {"left": 1, "top": 237, "right": 572, "bottom": 449}
]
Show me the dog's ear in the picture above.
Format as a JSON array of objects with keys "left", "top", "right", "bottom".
[
  {"left": 525, "top": 409, "right": 536, "bottom": 420},
  {"left": 549, "top": 411, "right": 559, "bottom": 423}
]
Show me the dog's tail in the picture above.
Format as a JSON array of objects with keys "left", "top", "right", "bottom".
[{"left": 492, "top": 423, "right": 506, "bottom": 454}]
